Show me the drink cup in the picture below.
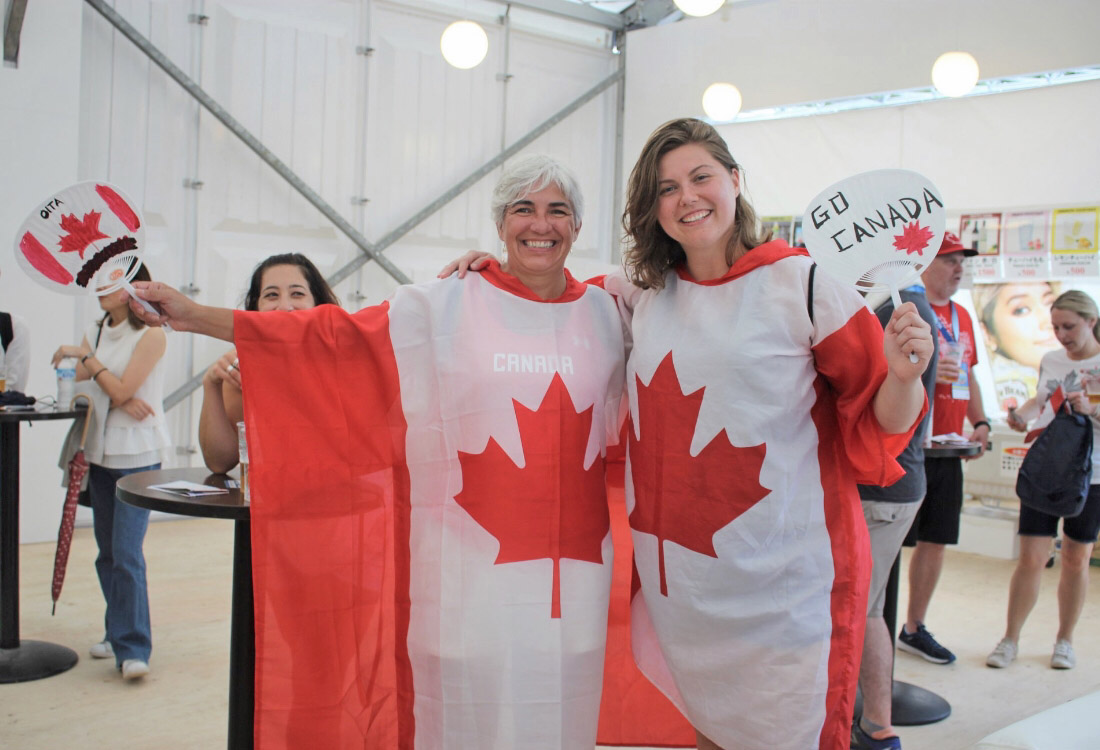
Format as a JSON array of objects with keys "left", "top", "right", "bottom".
[
  {"left": 938, "top": 341, "right": 963, "bottom": 384},
  {"left": 1085, "top": 377, "right": 1100, "bottom": 406},
  {"left": 57, "top": 358, "right": 77, "bottom": 404},
  {"left": 237, "top": 421, "right": 250, "bottom": 502},
  {"left": 0, "top": 369, "right": 6, "bottom": 393}
]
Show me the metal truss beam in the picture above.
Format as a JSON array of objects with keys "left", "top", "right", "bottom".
[
  {"left": 502, "top": 0, "right": 625, "bottom": 30},
  {"left": 327, "top": 66, "right": 624, "bottom": 287},
  {"left": 83, "top": 0, "right": 413, "bottom": 288},
  {"left": 3, "top": 0, "right": 27, "bottom": 65}
]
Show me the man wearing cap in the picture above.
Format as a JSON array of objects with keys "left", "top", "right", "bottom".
[{"left": 898, "top": 232, "right": 990, "bottom": 666}]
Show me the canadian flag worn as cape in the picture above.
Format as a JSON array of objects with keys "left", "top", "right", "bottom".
[
  {"left": 603, "top": 240, "right": 920, "bottom": 750},
  {"left": 235, "top": 260, "right": 690, "bottom": 749}
]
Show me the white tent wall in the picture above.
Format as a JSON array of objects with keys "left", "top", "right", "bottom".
[
  {"left": 623, "top": 0, "right": 1100, "bottom": 215},
  {"left": 6, "top": 0, "right": 619, "bottom": 543}
]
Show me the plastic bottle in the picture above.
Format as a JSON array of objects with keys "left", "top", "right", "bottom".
[{"left": 56, "top": 357, "right": 77, "bottom": 405}]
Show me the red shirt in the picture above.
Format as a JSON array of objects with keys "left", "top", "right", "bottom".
[{"left": 930, "top": 300, "right": 978, "bottom": 435}]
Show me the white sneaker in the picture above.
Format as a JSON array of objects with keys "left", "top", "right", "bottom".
[
  {"left": 1051, "top": 639, "right": 1076, "bottom": 670},
  {"left": 121, "top": 659, "right": 149, "bottom": 680},
  {"left": 986, "top": 638, "right": 1017, "bottom": 668},
  {"left": 89, "top": 640, "right": 113, "bottom": 659}
]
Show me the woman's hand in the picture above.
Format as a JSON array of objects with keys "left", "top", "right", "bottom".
[
  {"left": 1006, "top": 408, "right": 1027, "bottom": 432},
  {"left": 1067, "top": 389, "right": 1092, "bottom": 416},
  {"left": 50, "top": 344, "right": 91, "bottom": 368},
  {"left": 883, "top": 302, "right": 933, "bottom": 381},
  {"left": 117, "top": 397, "right": 155, "bottom": 421},
  {"left": 438, "top": 250, "right": 495, "bottom": 279},
  {"left": 203, "top": 349, "right": 242, "bottom": 389}
]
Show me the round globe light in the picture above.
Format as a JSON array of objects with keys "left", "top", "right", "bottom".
[
  {"left": 931, "top": 51, "right": 980, "bottom": 97},
  {"left": 702, "top": 82, "right": 742, "bottom": 122},
  {"left": 440, "top": 20, "right": 489, "bottom": 70},
  {"left": 674, "top": 0, "right": 725, "bottom": 16}
]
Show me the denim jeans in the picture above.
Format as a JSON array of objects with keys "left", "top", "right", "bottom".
[{"left": 89, "top": 462, "right": 160, "bottom": 665}]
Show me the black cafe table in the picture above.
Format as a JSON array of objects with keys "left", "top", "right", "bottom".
[
  {"left": 116, "top": 467, "right": 253, "bottom": 750},
  {"left": 0, "top": 405, "right": 86, "bottom": 683},
  {"left": 878, "top": 441, "right": 984, "bottom": 725}
]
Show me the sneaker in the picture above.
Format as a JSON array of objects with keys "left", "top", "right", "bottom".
[
  {"left": 986, "top": 638, "right": 1017, "bottom": 668},
  {"left": 898, "top": 623, "right": 956, "bottom": 664},
  {"left": 1051, "top": 639, "right": 1076, "bottom": 670},
  {"left": 121, "top": 659, "right": 149, "bottom": 681},
  {"left": 851, "top": 722, "right": 902, "bottom": 750},
  {"left": 89, "top": 640, "right": 113, "bottom": 659}
]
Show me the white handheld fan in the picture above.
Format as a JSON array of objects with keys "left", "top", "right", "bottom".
[
  {"left": 13, "top": 181, "right": 163, "bottom": 322},
  {"left": 802, "top": 169, "right": 946, "bottom": 362}
]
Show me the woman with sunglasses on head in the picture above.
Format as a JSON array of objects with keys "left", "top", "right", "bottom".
[{"left": 987, "top": 290, "right": 1100, "bottom": 672}]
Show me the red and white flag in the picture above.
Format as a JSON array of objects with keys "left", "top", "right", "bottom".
[
  {"left": 605, "top": 241, "right": 916, "bottom": 750},
  {"left": 237, "top": 262, "right": 634, "bottom": 749}
]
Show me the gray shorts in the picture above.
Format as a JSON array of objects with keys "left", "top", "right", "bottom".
[{"left": 862, "top": 500, "right": 922, "bottom": 618}]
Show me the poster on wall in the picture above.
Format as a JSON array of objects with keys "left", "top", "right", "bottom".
[
  {"left": 1000, "top": 210, "right": 1051, "bottom": 280},
  {"left": 1051, "top": 207, "right": 1099, "bottom": 277},
  {"left": 760, "top": 216, "right": 794, "bottom": 244},
  {"left": 960, "top": 213, "right": 1002, "bottom": 281},
  {"left": 971, "top": 281, "right": 1060, "bottom": 415}
]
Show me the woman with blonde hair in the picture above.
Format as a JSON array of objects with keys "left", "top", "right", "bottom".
[{"left": 988, "top": 290, "right": 1100, "bottom": 671}]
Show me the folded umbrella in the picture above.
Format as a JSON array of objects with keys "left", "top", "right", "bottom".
[{"left": 52, "top": 395, "right": 93, "bottom": 615}]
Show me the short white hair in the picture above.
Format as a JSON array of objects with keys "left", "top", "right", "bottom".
[{"left": 491, "top": 154, "right": 583, "bottom": 229}]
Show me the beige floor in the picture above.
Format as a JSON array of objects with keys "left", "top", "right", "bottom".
[{"left": 3, "top": 518, "right": 1099, "bottom": 749}]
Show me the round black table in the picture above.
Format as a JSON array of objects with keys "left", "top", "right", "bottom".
[
  {"left": 881, "top": 441, "right": 984, "bottom": 725},
  {"left": 116, "top": 467, "right": 253, "bottom": 750},
  {"left": 0, "top": 405, "right": 86, "bottom": 683}
]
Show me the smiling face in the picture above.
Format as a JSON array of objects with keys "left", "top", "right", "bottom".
[
  {"left": 988, "top": 283, "right": 1058, "bottom": 369},
  {"left": 655, "top": 143, "right": 740, "bottom": 258},
  {"left": 256, "top": 264, "right": 317, "bottom": 312},
  {"left": 1052, "top": 307, "right": 1098, "bottom": 358},
  {"left": 497, "top": 183, "right": 578, "bottom": 286}
]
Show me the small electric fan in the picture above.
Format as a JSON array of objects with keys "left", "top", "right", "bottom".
[{"left": 801, "top": 169, "right": 947, "bottom": 362}]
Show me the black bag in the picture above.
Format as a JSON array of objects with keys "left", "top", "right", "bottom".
[{"left": 1016, "top": 403, "right": 1093, "bottom": 518}]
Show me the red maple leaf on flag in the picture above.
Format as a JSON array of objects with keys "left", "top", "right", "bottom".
[
  {"left": 892, "top": 221, "right": 935, "bottom": 256},
  {"left": 455, "top": 372, "right": 609, "bottom": 619},
  {"left": 57, "top": 211, "right": 109, "bottom": 258},
  {"left": 629, "top": 353, "right": 768, "bottom": 596}
]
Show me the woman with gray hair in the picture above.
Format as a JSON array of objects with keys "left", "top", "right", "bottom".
[{"left": 129, "top": 155, "right": 626, "bottom": 749}]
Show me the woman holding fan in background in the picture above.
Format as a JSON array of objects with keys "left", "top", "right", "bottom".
[{"left": 51, "top": 262, "right": 170, "bottom": 681}]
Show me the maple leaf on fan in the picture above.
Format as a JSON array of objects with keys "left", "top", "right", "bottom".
[
  {"left": 892, "top": 221, "right": 935, "bottom": 256},
  {"left": 629, "top": 352, "right": 768, "bottom": 596},
  {"left": 454, "top": 372, "right": 609, "bottom": 619},
  {"left": 57, "top": 211, "right": 109, "bottom": 258}
]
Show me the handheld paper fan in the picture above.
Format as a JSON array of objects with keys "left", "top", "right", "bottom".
[
  {"left": 801, "top": 169, "right": 946, "bottom": 361},
  {"left": 13, "top": 182, "right": 161, "bottom": 320}
]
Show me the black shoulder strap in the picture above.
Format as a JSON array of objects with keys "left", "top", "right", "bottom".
[
  {"left": 0, "top": 312, "right": 12, "bottom": 353},
  {"left": 807, "top": 263, "right": 817, "bottom": 325},
  {"left": 94, "top": 313, "right": 108, "bottom": 351}
]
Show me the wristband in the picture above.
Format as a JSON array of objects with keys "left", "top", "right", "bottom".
[
  {"left": 81, "top": 353, "right": 93, "bottom": 365},
  {"left": 92, "top": 368, "right": 107, "bottom": 381},
  {"left": 972, "top": 420, "right": 990, "bottom": 431}
]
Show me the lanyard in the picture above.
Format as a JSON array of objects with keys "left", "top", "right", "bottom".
[{"left": 934, "top": 302, "right": 959, "bottom": 344}]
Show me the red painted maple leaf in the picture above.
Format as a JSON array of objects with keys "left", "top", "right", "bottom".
[
  {"left": 57, "top": 211, "right": 109, "bottom": 258},
  {"left": 629, "top": 353, "right": 768, "bottom": 596},
  {"left": 892, "top": 221, "right": 935, "bottom": 256},
  {"left": 455, "top": 372, "right": 609, "bottom": 618}
]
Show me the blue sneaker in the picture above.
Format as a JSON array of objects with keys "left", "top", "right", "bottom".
[
  {"left": 898, "top": 623, "right": 956, "bottom": 664},
  {"left": 851, "top": 722, "right": 901, "bottom": 750}
]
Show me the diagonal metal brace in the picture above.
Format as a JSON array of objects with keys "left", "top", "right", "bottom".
[
  {"left": 83, "top": 0, "right": 411, "bottom": 285},
  {"left": 326, "top": 67, "right": 624, "bottom": 287}
]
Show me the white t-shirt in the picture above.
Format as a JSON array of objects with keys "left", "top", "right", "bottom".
[
  {"left": 1034, "top": 347, "right": 1100, "bottom": 484},
  {"left": 85, "top": 318, "right": 172, "bottom": 469}
]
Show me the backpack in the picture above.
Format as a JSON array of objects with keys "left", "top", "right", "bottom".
[{"left": 1015, "top": 402, "right": 1093, "bottom": 518}]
